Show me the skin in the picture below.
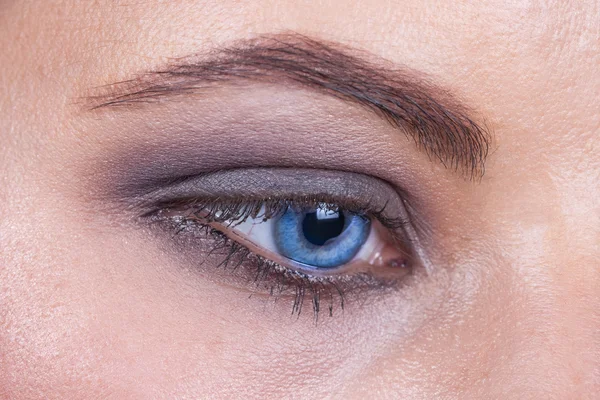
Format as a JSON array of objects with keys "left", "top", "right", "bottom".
[{"left": 0, "top": 1, "right": 599, "bottom": 398}]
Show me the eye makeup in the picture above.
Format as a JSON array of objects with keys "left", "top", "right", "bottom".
[
  {"left": 137, "top": 168, "right": 426, "bottom": 318},
  {"left": 83, "top": 86, "right": 440, "bottom": 204},
  {"left": 77, "top": 86, "right": 460, "bottom": 320},
  {"left": 140, "top": 168, "right": 409, "bottom": 214}
]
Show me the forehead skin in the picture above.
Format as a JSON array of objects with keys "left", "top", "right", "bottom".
[{"left": 0, "top": 1, "right": 599, "bottom": 399}]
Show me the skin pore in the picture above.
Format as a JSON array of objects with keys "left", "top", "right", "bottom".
[{"left": 0, "top": 1, "right": 598, "bottom": 399}]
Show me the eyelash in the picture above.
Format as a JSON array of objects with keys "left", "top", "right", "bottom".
[
  {"left": 157, "top": 195, "right": 408, "bottom": 231},
  {"left": 149, "top": 196, "right": 412, "bottom": 319}
]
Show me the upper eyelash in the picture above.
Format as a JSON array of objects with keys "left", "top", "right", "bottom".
[{"left": 153, "top": 195, "right": 410, "bottom": 233}]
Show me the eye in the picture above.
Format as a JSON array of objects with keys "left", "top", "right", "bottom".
[
  {"left": 143, "top": 168, "right": 419, "bottom": 317},
  {"left": 199, "top": 202, "right": 408, "bottom": 276},
  {"left": 275, "top": 205, "right": 370, "bottom": 268}
]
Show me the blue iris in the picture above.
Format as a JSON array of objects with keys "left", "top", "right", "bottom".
[{"left": 274, "top": 206, "right": 371, "bottom": 269}]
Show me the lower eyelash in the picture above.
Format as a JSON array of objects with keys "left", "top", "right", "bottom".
[
  {"left": 206, "top": 225, "right": 346, "bottom": 319},
  {"left": 167, "top": 215, "right": 391, "bottom": 320}
]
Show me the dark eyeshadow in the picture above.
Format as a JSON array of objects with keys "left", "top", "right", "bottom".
[{"left": 135, "top": 167, "right": 408, "bottom": 224}]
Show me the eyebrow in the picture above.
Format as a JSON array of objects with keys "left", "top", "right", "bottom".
[{"left": 89, "top": 33, "right": 490, "bottom": 179}]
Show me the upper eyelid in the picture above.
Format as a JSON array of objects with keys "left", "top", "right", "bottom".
[{"left": 137, "top": 168, "right": 408, "bottom": 223}]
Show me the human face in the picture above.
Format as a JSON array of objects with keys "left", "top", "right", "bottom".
[{"left": 0, "top": 1, "right": 598, "bottom": 398}]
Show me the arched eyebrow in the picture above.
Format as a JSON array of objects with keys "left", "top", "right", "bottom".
[{"left": 88, "top": 33, "right": 491, "bottom": 179}]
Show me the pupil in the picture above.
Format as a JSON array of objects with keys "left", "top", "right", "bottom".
[{"left": 301, "top": 208, "right": 346, "bottom": 246}]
